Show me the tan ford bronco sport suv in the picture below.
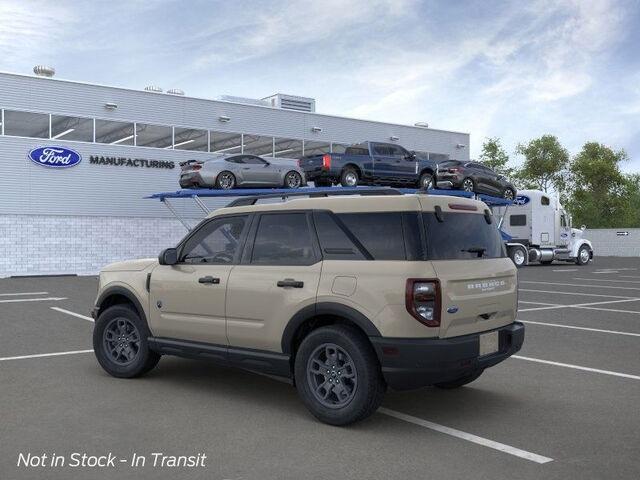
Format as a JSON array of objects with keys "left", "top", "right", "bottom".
[{"left": 92, "top": 191, "right": 524, "bottom": 425}]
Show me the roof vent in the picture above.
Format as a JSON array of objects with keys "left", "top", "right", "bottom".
[
  {"left": 414, "top": 122, "right": 429, "bottom": 128},
  {"left": 144, "top": 85, "right": 163, "bottom": 93},
  {"left": 167, "top": 88, "right": 185, "bottom": 96},
  {"left": 262, "top": 93, "right": 316, "bottom": 112},
  {"left": 33, "top": 65, "right": 55, "bottom": 77}
]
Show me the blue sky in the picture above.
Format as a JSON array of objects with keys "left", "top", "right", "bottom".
[{"left": 1, "top": 0, "right": 639, "bottom": 170}]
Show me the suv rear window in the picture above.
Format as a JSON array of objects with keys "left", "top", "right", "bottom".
[{"left": 422, "top": 212, "right": 505, "bottom": 260}]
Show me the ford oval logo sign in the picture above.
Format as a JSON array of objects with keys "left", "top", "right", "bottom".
[
  {"left": 514, "top": 195, "right": 530, "bottom": 206},
  {"left": 28, "top": 146, "right": 82, "bottom": 168}
]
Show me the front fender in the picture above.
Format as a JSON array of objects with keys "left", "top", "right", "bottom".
[{"left": 571, "top": 239, "right": 593, "bottom": 258}]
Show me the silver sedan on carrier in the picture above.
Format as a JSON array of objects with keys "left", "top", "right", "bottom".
[{"left": 179, "top": 154, "right": 307, "bottom": 189}]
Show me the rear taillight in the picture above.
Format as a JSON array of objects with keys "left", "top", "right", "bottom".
[
  {"left": 405, "top": 279, "right": 441, "bottom": 327},
  {"left": 322, "top": 154, "right": 331, "bottom": 169},
  {"left": 449, "top": 167, "right": 460, "bottom": 173},
  {"left": 297, "top": 159, "right": 301, "bottom": 167},
  {"left": 192, "top": 164, "right": 202, "bottom": 171}
]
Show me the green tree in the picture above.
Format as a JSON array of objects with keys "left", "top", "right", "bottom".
[
  {"left": 515, "top": 135, "right": 569, "bottom": 193},
  {"left": 479, "top": 137, "right": 514, "bottom": 177},
  {"left": 566, "top": 142, "right": 636, "bottom": 228}
]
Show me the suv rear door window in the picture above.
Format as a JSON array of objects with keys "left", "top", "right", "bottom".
[
  {"left": 422, "top": 212, "right": 505, "bottom": 260},
  {"left": 336, "top": 212, "right": 406, "bottom": 260},
  {"left": 251, "top": 213, "right": 317, "bottom": 265}
]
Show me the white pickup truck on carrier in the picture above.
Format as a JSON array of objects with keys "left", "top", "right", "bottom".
[{"left": 493, "top": 189, "right": 594, "bottom": 267}]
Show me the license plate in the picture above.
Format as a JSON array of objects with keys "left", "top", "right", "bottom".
[{"left": 479, "top": 331, "right": 499, "bottom": 357}]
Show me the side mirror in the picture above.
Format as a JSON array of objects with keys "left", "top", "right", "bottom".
[
  {"left": 581, "top": 225, "right": 586, "bottom": 231},
  {"left": 159, "top": 247, "right": 178, "bottom": 266},
  {"left": 405, "top": 151, "right": 416, "bottom": 160}
]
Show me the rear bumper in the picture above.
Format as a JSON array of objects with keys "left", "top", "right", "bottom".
[
  {"left": 179, "top": 172, "right": 207, "bottom": 188},
  {"left": 303, "top": 167, "right": 335, "bottom": 182},
  {"left": 370, "top": 322, "right": 525, "bottom": 391}
]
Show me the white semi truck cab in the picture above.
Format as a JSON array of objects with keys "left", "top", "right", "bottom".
[{"left": 493, "top": 189, "right": 594, "bottom": 267}]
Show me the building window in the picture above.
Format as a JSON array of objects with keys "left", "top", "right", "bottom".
[
  {"left": 3, "top": 110, "right": 49, "bottom": 138},
  {"left": 95, "top": 119, "right": 135, "bottom": 145},
  {"left": 273, "top": 137, "right": 303, "bottom": 158},
  {"left": 173, "top": 127, "right": 208, "bottom": 151},
  {"left": 51, "top": 115, "right": 93, "bottom": 142},
  {"left": 303, "top": 140, "right": 331, "bottom": 156},
  {"left": 211, "top": 131, "right": 242, "bottom": 154},
  {"left": 135, "top": 123, "right": 172, "bottom": 149},
  {"left": 243, "top": 135, "right": 274, "bottom": 156}
]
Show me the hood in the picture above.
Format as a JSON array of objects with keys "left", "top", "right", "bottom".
[
  {"left": 571, "top": 228, "right": 584, "bottom": 240},
  {"left": 101, "top": 258, "right": 157, "bottom": 272}
]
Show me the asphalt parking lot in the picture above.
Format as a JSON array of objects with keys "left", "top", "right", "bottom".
[{"left": 1, "top": 257, "right": 639, "bottom": 480}]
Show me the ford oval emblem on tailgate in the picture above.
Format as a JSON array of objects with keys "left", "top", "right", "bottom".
[
  {"left": 447, "top": 306, "right": 459, "bottom": 314},
  {"left": 28, "top": 146, "right": 82, "bottom": 168}
]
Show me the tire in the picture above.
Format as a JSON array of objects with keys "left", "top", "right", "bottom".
[
  {"left": 93, "top": 304, "right": 160, "bottom": 378},
  {"left": 576, "top": 245, "right": 591, "bottom": 265},
  {"left": 314, "top": 179, "right": 333, "bottom": 187},
  {"left": 294, "top": 325, "right": 386, "bottom": 426},
  {"left": 434, "top": 370, "right": 483, "bottom": 389},
  {"left": 284, "top": 171, "right": 303, "bottom": 189},
  {"left": 461, "top": 177, "right": 475, "bottom": 192},
  {"left": 418, "top": 172, "right": 434, "bottom": 190},
  {"left": 215, "top": 171, "right": 236, "bottom": 190},
  {"left": 340, "top": 167, "right": 359, "bottom": 187},
  {"left": 503, "top": 188, "right": 516, "bottom": 200},
  {"left": 508, "top": 246, "right": 527, "bottom": 268}
]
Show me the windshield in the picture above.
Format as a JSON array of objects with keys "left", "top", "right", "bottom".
[{"left": 422, "top": 212, "right": 505, "bottom": 260}]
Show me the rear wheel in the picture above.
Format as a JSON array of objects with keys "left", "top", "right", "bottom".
[
  {"left": 284, "top": 171, "right": 302, "bottom": 189},
  {"left": 503, "top": 187, "right": 516, "bottom": 200},
  {"left": 434, "top": 370, "right": 483, "bottom": 389},
  {"left": 93, "top": 305, "right": 160, "bottom": 378},
  {"left": 418, "top": 172, "right": 434, "bottom": 190},
  {"left": 576, "top": 245, "right": 591, "bottom": 265},
  {"left": 461, "top": 177, "right": 475, "bottom": 192},
  {"left": 215, "top": 171, "right": 236, "bottom": 190},
  {"left": 295, "top": 325, "right": 385, "bottom": 426},
  {"left": 340, "top": 168, "right": 359, "bottom": 187}
]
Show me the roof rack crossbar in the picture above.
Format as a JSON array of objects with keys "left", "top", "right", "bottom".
[{"left": 225, "top": 187, "right": 403, "bottom": 207}]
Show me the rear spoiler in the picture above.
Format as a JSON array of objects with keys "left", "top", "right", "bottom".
[{"left": 179, "top": 159, "right": 203, "bottom": 167}]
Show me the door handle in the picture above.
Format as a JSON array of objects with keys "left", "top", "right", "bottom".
[
  {"left": 198, "top": 276, "right": 220, "bottom": 284},
  {"left": 277, "top": 279, "right": 304, "bottom": 288}
]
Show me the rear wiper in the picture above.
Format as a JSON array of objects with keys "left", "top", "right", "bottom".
[{"left": 461, "top": 247, "right": 486, "bottom": 257}]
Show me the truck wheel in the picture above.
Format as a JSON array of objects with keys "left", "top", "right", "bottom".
[
  {"left": 508, "top": 246, "right": 527, "bottom": 268},
  {"left": 503, "top": 188, "right": 516, "bottom": 200},
  {"left": 294, "top": 325, "right": 386, "bottom": 426},
  {"left": 576, "top": 245, "right": 591, "bottom": 265},
  {"left": 340, "top": 168, "right": 359, "bottom": 187},
  {"left": 418, "top": 172, "right": 434, "bottom": 190},
  {"left": 93, "top": 304, "right": 160, "bottom": 378},
  {"left": 434, "top": 370, "right": 483, "bottom": 389}
]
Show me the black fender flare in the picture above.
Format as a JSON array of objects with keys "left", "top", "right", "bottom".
[
  {"left": 281, "top": 302, "right": 381, "bottom": 354},
  {"left": 95, "top": 285, "right": 148, "bottom": 325}
]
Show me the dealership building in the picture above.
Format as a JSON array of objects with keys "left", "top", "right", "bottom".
[{"left": 0, "top": 68, "right": 470, "bottom": 277}]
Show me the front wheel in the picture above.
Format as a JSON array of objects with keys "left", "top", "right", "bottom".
[
  {"left": 576, "top": 245, "right": 591, "bottom": 265},
  {"left": 508, "top": 245, "right": 527, "bottom": 268},
  {"left": 294, "top": 325, "right": 386, "bottom": 426},
  {"left": 93, "top": 305, "right": 160, "bottom": 378},
  {"left": 284, "top": 171, "right": 303, "bottom": 189}
]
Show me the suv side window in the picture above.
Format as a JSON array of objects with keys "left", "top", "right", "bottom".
[
  {"left": 180, "top": 215, "right": 248, "bottom": 264},
  {"left": 251, "top": 213, "right": 317, "bottom": 265},
  {"left": 313, "top": 211, "right": 366, "bottom": 260},
  {"left": 336, "top": 212, "right": 406, "bottom": 260}
]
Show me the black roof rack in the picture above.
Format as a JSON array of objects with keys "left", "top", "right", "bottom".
[{"left": 225, "top": 187, "right": 403, "bottom": 207}]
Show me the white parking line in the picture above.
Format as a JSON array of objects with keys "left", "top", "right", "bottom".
[
  {"left": 521, "top": 281, "right": 640, "bottom": 291},
  {"left": 518, "top": 301, "right": 560, "bottom": 306},
  {"left": 574, "top": 277, "right": 640, "bottom": 284},
  {"left": 0, "top": 349, "right": 93, "bottom": 362},
  {"left": 51, "top": 307, "right": 94, "bottom": 322},
  {"left": 573, "top": 305, "right": 640, "bottom": 315},
  {"left": 513, "top": 356, "right": 640, "bottom": 381},
  {"left": 0, "top": 297, "right": 68, "bottom": 304},
  {"left": 620, "top": 275, "right": 640, "bottom": 279},
  {"left": 378, "top": 408, "right": 553, "bottom": 464},
  {"left": 0, "top": 291, "right": 49, "bottom": 296},
  {"left": 552, "top": 269, "right": 578, "bottom": 272},
  {"left": 519, "top": 320, "right": 640, "bottom": 337},
  {"left": 517, "top": 297, "right": 640, "bottom": 312},
  {"left": 519, "top": 289, "right": 639, "bottom": 299}
]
